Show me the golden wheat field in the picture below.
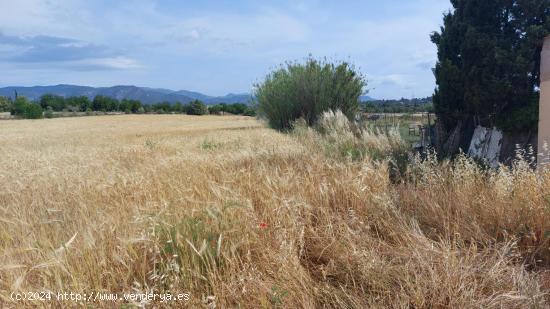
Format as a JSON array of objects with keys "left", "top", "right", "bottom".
[{"left": 1, "top": 114, "right": 550, "bottom": 308}]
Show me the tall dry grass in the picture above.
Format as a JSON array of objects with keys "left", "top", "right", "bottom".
[{"left": 0, "top": 114, "right": 549, "bottom": 308}]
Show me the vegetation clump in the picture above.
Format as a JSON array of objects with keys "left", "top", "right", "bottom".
[
  {"left": 186, "top": 100, "right": 209, "bottom": 115},
  {"left": 255, "top": 57, "right": 365, "bottom": 131},
  {"left": 10, "top": 97, "right": 43, "bottom": 119},
  {"left": 0, "top": 96, "right": 12, "bottom": 112}
]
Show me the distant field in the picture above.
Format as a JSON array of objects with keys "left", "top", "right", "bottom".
[{"left": 1, "top": 114, "right": 548, "bottom": 307}]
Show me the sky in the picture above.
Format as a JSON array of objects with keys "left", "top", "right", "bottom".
[{"left": 0, "top": 0, "right": 452, "bottom": 99}]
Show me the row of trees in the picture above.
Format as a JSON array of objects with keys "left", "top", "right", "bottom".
[
  {"left": 364, "top": 97, "right": 434, "bottom": 113},
  {"left": 0, "top": 94, "right": 256, "bottom": 118}
]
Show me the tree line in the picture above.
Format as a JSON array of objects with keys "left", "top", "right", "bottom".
[
  {"left": 363, "top": 97, "right": 434, "bottom": 113},
  {"left": 0, "top": 94, "right": 256, "bottom": 119}
]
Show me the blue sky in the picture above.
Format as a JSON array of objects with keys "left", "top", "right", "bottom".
[{"left": 0, "top": 0, "right": 451, "bottom": 99}]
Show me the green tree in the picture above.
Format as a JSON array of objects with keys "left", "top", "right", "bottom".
[
  {"left": 129, "top": 100, "right": 142, "bottom": 113},
  {"left": 119, "top": 99, "right": 142, "bottom": 113},
  {"left": 24, "top": 103, "right": 43, "bottom": 119},
  {"left": 11, "top": 96, "right": 43, "bottom": 119},
  {"left": 255, "top": 57, "right": 365, "bottom": 131},
  {"left": 40, "top": 94, "right": 66, "bottom": 111},
  {"left": 432, "top": 0, "right": 550, "bottom": 133},
  {"left": 0, "top": 96, "right": 11, "bottom": 112},
  {"left": 208, "top": 104, "right": 223, "bottom": 115},
  {"left": 225, "top": 103, "right": 248, "bottom": 115},
  {"left": 186, "top": 100, "right": 208, "bottom": 115},
  {"left": 92, "top": 95, "right": 108, "bottom": 111},
  {"left": 65, "top": 96, "right": 90, "bottom": 112},
  {"left": 11, "top": 96, "right": 29, "bottom": 116},
  {"left": 219, "top": 103, "right": 228, "bottom": 115},
  {"left": 173, "top": 102, "right": 184, "bottom": 113},
  {"left": 119, "top": 99, "right": 131, "bottom": 112},
  {"left": 78, "top": 96, "right": 92, "bottom": 111},
  {"left": 105, "top": 97, "right": 119, "bottom": 112},
  {"left": 152, "top": 102, "right": 171, "bottom": 114}
]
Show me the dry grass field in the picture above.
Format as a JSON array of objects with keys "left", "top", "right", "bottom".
[{"left": 1, "top": 114, "right": 550, "bottom": 308}]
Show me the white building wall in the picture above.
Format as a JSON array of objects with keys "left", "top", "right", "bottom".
[{"left": 538, "top": 36, "right": 550, "bottom": 166}]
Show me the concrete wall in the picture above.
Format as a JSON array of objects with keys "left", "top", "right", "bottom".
[
  {"left": 538, "top": 36, "right": 550, "bottom": 166},
  {"left": 468, "top": 126, "right": 503, "bottom": 168}
]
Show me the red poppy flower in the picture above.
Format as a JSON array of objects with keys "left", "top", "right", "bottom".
[{"left": 259, "top": 222, "right": 268, "bottom": 229}]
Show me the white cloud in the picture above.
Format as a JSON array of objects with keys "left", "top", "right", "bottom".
[
  {"left": 0, "top": 0, "right": 95, "bottom": 38},
  {"left": 184, "top": 29, "right": 201, "bottom": 41},
  {"left": 0, "top": 0, "right": 451, "bottom": 98},
  {"left": 75, "top": 57, "right": 143, "bottom": 70},
  {"left": 0, "top": 33, "right": 141, "bottom": 71}
]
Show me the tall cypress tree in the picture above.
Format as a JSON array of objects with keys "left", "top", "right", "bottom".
[{"left": 432, "top": 0, "right": 549, "bottom": 134}]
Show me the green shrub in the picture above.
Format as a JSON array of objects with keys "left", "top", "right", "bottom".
[
  {"left": 24, "top": 103, "right": 43, "bottom": 119},
  {"left": 10, "top": 97, "right": 43, "bottom": 119},
  {"left": 255, "top": 57, "right": 366, "bottom": 131},
  {"left": 10, "top": 97, "right": 28, "bottom": 116},
  {"left": 0, "top": 96, "right": 11, "bottom": 112}
]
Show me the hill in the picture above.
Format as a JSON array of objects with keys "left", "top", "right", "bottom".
[
  {"left": 0, "top": 85, "right": 252, "bottom": 105},
  {"left": 360, "top": 95, "right": 376, "bottom": 102}
]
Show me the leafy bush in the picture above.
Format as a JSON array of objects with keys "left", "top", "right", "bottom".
[
  {"left": 24, "top": 103, "right": 44, "bottom": 119},
  {"left": 0, "top": 96, "right": 11, "bottom": 112},
  {"left": 10, "top": 97, "right": 43, "bottom": 119},
  {"left": 255, "top": 57, "right": 366, "bottom": 131},
  {"left": 10, "top": 97, "right": 28, "bottom": 116}
]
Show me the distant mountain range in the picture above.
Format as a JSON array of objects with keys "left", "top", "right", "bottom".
[
  {"left": 0, "top": 84, "right": 378, "bottom": 105},
  {"left": 360, "top": 95, "right": 376, "bottom": 102},
  {"left": 0, "top": 84, "right": 252, "bottom": 105}
]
